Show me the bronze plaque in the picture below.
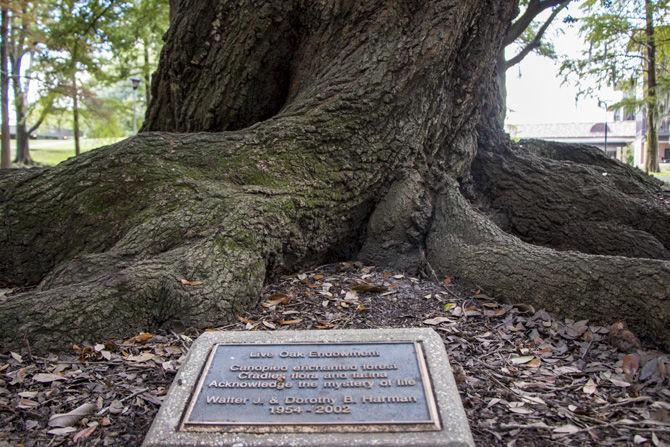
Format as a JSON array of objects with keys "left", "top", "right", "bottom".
[{"left": 180, "top": 341, "right": 440, "bottom": 432}]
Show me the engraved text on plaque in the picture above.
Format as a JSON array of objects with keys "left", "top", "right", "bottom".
[{"left": 180, "top": 341, "right": 440, "bottom": 432}]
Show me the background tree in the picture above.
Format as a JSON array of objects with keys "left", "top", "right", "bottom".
[
  {"left": 1, "top": 4, "right": 10, "bottom": 169},
  {"left": 0, "top": 0, "right": 668, "bottom": 353},
  {"left": 40, "top": 0, "right": 128, "bottom": 155},
  {"left": 105, "top": 0, "right": 169, "bottom": 131},
  {"left": 3, "top": 1, "right": 66, "bottom": 164},
  {"left": 6, "top": 0, "right": 40, "bottom": 164},
  {"left": 0, "top": 0, "right": 168, "bottom": 166},
  {"left": 561, "top": 0, "right": 670, "bottom": 172}
]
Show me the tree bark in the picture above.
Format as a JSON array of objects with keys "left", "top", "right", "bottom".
[
  {"left": 1, "top": 0, "right": 668, "bottom": 352},
  {"left": 426, "top": 179, "right": 669, "bottom": 346},
  {"left": 470, "top": 139, "right": 670, "bottom": 260},
  {"left": 643, "top": 0, "right": 658, "bottom": 173},
  {"left": 0, "top": 7, "right": 10, "bottom": 169},
  {"left": 168, "top": 0, "right": 179, "bottom": 23}
]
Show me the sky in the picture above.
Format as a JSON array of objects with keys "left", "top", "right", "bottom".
[{"left": 505, "top": 14, "right": 621, "bottom": 125}]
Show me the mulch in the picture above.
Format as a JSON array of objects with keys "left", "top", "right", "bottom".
[{"left": 1, "top": 263, "right": 668, "bottom": 446}]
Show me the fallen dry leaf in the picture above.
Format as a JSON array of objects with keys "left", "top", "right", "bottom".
[
  {"left": 279, "top": 319, "right": 302, "bottom": 326},
  {"left": 33, "top": 373, "right": 66, "bottom": 383},
  {"left": 351, "top": 281, "right": 387, "bottom": 293},
  {"left": 72, "top": 426, "right": 96, "bottom": 442},
  {"left": 609, "top": 321, "right": 641, "bottom": 352},
  {"left": 582, "top": 378, "right": 597, "bottom": 395},
  {"left": 126, "top": 332, "right": 155, "bottom": 344},
  {"left": 484, "top": 308, "right": 507, "bottom": 318},
  {"left": 622, "top": 353, "right": 641, "bottom": 378},
  {"left": 344, "top": 290, "right": 359, "bottom": 301},
  {"left": 108, "top": 400, "right": 124, "bottom": 415},
  {"left": 633, "top": 435, "right": 648, "bottom": 444},
  {"left": 18, "top": 391, "right": 37, "bottom": 399},
  {"left": 553, "top": 424, "right": 581, "bottom": 434},
  {"left": 126, "top": 353, "right": 157, "bottom": 363},
  {"left": 510, "top": 356, "right": 535, "bottom": 365},
  {"left": 18, "top": 398, "right": 40, "bottom": 409},
  {"left": 48, "top": 402, "right": 96, "bottom": 428},
  {"left": 423, "top": 317, "right": 451, "bottom": 325},
  {"left": 261, "top": 293, "right": 291, "bottom": 308},
  {"left": 526, "top": 357, "right": 542, "bottom": 368},
  {"left": 609, "top": 377, "right": 631, "bottom": 387}
]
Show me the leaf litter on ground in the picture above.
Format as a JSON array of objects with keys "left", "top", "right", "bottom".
[{"left": 1, "top": 263, "right": 669, "bottom": 446}]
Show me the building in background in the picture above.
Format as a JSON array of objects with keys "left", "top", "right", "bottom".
[{"left": 506, "top": 117, "right": 670, "bottom": 169}]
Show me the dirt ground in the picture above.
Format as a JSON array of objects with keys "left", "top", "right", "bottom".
[{"left": 1, "top": 263, "right": 668, "bottom": 446}]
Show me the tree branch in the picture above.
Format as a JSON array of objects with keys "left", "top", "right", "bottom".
[
  {"left": 505, "top": 0, "right": 570, "bottom": 46},
  {"left": 27, "top": 92, "right": 56, "bottom": 135},
  {"left": 505, "top": 2, "right": 568, "bottom": 69},
  {"left": 79, "top": 2, "right": 114, "bottom": 37}
]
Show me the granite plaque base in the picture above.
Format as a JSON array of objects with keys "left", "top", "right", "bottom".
[{"left": 143, "top": 329, "right": 473, "bottom": 447}]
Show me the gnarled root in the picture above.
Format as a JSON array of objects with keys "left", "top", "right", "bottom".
[
  {"left": 470, "top": 139, "right": 670, "bottom": 260},
  {"left": 426, "top": 180, "right": 670, "bottom": 350}
]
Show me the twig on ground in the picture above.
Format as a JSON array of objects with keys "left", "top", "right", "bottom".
[{"left": 96, "top": 388, "right": 149, "bottom": 416}]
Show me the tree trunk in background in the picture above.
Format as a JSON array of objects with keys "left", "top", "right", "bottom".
[
  {"left": 0, "top": 8, "right": 10, "bottom": 169},
  {"left": 1, "top": 0, "right": 668, "bottom": 352},
  {"left": 13, "top": 123, "right": 30, "bottom": 164},
  {"left": 72, "top": 73, "right": 81, "bottom": 157},
  {"left": 644, "top": 0, "right": 658, "bottom": 173},
  {"left": 143, "top": 36, "right": 151, "bottom": 107},
  {"left": 10, "top": 75, "right": 31, "bottom": 164},
  {"left": 8, "top": 6, "right": 32, "bottom": 165}
]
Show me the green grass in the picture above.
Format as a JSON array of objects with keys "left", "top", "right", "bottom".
[
  {"left": 8, "top": 138, "right": 124, "bottom": 166},
  {"left": 649, "top": 172, "right": 670, "bottom": 185}
]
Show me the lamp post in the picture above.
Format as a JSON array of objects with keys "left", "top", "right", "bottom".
[
  {"left": 131, "top": 77, "right": 141, "bottom": 134},
  {"left": 598, "top": 99, "right": 609, "bottom": 156}
]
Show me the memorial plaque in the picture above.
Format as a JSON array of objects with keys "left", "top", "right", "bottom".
[
  {"left": 181, "top": 341, "right": 439, "bottom": 432},
  {"left": 144, "top": 329, "right": 474, "bottom": 447}
]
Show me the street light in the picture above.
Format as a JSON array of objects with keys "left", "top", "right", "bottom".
[
  {"left": 598, "top": 99, "right": 609, "bottom": 156},
  {"left": 131, "top": 78, "right": 141, "bottom": 135}
]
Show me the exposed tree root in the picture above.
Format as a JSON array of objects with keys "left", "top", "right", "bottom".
[
  {"left": 0, "top": 237, "right": 266, "bottom": 350},
  {"left": 426, "top": 180, "right": 670, "bottom": 350},
  {"left": 2, "top": 138, "right": 669, "bottom": 352},
  {"left": 471, "top": 140, "right": 670, "bottom": 260},
  {"left": 0, "top": 123, "right": 380, "bottom": 350}
]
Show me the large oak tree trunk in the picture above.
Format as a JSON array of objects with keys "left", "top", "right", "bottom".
[{"left": 1, "top": 0, "right": 668, "bottom": 352}]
